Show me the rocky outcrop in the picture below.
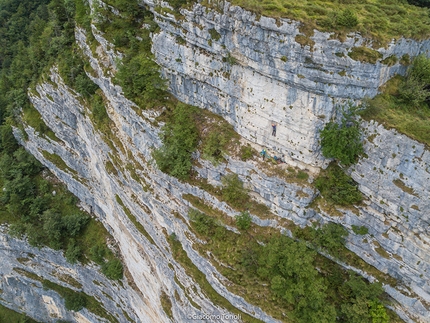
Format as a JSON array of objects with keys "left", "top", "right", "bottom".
[
  {"left": 0, "top": 225, "right": 147, "bottom": 323},
  {"left": 1, "top": 1, "right": 429, "bottom": 322},
  {"left": 147, "top": 1, "right": 430, "bottom": 167}
]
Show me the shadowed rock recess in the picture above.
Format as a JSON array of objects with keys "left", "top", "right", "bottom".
[{"left": 1, "top": 1, "right": 430, "bottom": 322}]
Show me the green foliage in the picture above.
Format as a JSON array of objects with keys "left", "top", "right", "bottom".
[
  {"left": 90, "top": 94, "right": 110, "bottom": 130},
  {"left": 240, "top": 144, "right": 254, "bottom": 161},
  {"left": 230, "top": 0, "right": 430, "bottom": 44},
  {"left": 153, "top": 103, "right": 199, "bottom": 179},
  {"left": 399, "top": 55, "right": 430, "bottom": 108},
  {"left": 95, "top": 3, "right": 166, "bottom": 108},
  {"left": 58, "top": 48, "right": 98, "bottom": 98},
  {"left": 223, "top": 52, "right": 237, "bottom": 65},
  {"left": 0, "top": 303, "right": 38, "bottom": 323},
  {"left": 315, "top": 222, "right": 348, "bottom": 257},
  {"left": 361, "top": 73, "right": 430, "bottom": 146},
  {"left": 202, "top": 131, "right": 226, "bottom": 163},
  {"left": 339, "top": 273, "right": 385, "bottom": 322},
  {"left": 189, "top": 208, "right": 217, "bottom": 236},
  {"left": 348, "top": 47, "right": 383, "bottom": 64},
  {"left": 166, "top": 0, "right": 190, "bottom": 10},
  {"left": 0, "top": 125, "right": 20, "bottom": 154},
  {"left": 208, "top": 28, "right": 221, "bottom": 41},
  {"left": 315, "top": 163, "right": 363, "bottom": 206},
  {"left": 90, "top": 244, "right": 107, "bottom": 265},
  {"left": 235, "top": 211, "right": 252, "bottom": 231},
  {"left": 102, "top": 259, "right": 123, "bottom": 280},
  {"left": 64, "top": 291, "right": 87, "bottom": 311},
  {"left": 294, "top": 222, "right": 348, "bottom": 258},
  {"left": 221, "top": 174, "right": 249, "bottom": 208},
  {"left": 336, "top": 9, "right": 358, "bottom": 28},
  {"left": 116, "top": 53, "right": 167, "bottom": 108},
  {"left": 369, "top": 300, "right": 389, "bottom": 323},
  {"left": 407, "top": 0, "right": 430, "bottom": 8},
  {"left": 65, "top": 239, "right": 82, "bottom": 264},
  {"left": 352, "top": 225, "right": 369, "bottom": 235},
  {"left": 320, "top": 103, "right": 363, "bottom": 165},
  {"left": 381, "top": 55, "right": 398, "bottom": 67},
  {"left": 257, "top": 235, "right": 336, "bottom": 322}
]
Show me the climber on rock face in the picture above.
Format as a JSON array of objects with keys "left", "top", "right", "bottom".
[
  {"left": 272, "top": 123, "right": 276, "bottom": 136},
  {"left": 260, "top": 149, "right": 267, "bottom": 160}
]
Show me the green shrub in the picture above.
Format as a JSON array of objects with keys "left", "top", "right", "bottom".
[
  {"left": 235, "top": 211, "right": 252, "bottom": 231},
  {"left": 352, "top": 225, "right": 369, "bottom": 235},
  {"left": 64, "top": 292, "right": 87, "bottom": 311},
  {"left": 368, "top": 300, "right": 389, "bottom": 323},
  {"left": 153, "top": 103, "right": 199, "bottom": 180},
  {"left": 294, "top": 222, "right": 348, "bottom": 258},
  {"left": 208, "top": 28, "right": 221, "bottom": 41},
  {"left": 102, "top": 259, "right": 123, "bottom": 280},
  {"left": 89, "top": 244, "right": 107, "bottom": 265},
  {"left": 189, "top": 208, "right": 217, "bottom": 236},
  {"left": 221, "top": 174, "right": 249, "bottom": 208},
  {"left": 315, "top": 163, "right": 363, "bottom": 206},
  {"left": 296, "top": 170, "right": 309, "bottom": 180},
  {"left": 348, "top": 47, "right": 382, "bottom": 64},
  {"left": 336, "top": 9, "right": 358, "bottom": 28},
  {"left": 381, "top": 55, "right": 398, "bottom": 66},
  {"left": 65, "top": 239, "right": 82, "bottom": 264},
  {"left": 400, "top": 54, "right": 411, "bottom": 65},
  {"left": 223, "top": 52, "right": 237, "bottom": 65},
  {"left": 91, "top": 94, "right": 110, "bottom": 129},
  {"left": 116, "top": 53, "right": 167, "bottom": 108},
  {"left": 240, "top": 144, "right": 254, "bottom": 161},
  {"left": 399, "top": 54, "right": 430, "bottom": 108},
  {"left": 202, "top": 132, "right": 225, "bottom": 164},
  {"left": 320, "top": 103, "right": 363, "bottom": 166},
  {"left": 314, "top": 222, "right": 348, "bottom": 257}
]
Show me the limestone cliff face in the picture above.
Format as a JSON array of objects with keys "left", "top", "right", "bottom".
[
  {"left": 148, "top": 1, "right": 430, "bottom": 166},
  {"left": 0, "top": 1, "right": 429, "bottom": 323},
  {"left": 0, "top": 226, "right": 142, "bottom": 323}
]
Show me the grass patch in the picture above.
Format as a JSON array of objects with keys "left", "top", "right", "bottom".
[
  {"left": 373, "top": 241, "right": 391, "bottom": 259},
  {"left": 0, "top": 303, "right": 38, "bottom": 323},
  {"left": 115, "top": 195, "right": 155, "bottom": 245},
  {"left": 229, "top": 0, "right": 430, "bottom": 44},
  {"left": 392, "top": 179, "right": 417, "bottom": 196},
  {"left": 41, "top": 150, "right": 78, "bottom": 177},
  {"left": 22, "top": 104, "right": 60, "bottom": 142},
  {"left": 160, "top": 291, "right": 173, "bottom": 319},
  {"left": 208, "top": 28, "right": 221, "bottom": 41},
  {"left": 261, "top": 163, "right": 310, "bottom": 186},
  {"left": 381, "top": 55, "right": 398, "bottom": 66},
  {"left": 348, "top": 47, "right": 383, "bottom": 64},
  {"left": 361, "top": 75, "right": 430, "bottom": 146},
  {"left": 352, "top": 225, "right": 369, "bottom": 235}
]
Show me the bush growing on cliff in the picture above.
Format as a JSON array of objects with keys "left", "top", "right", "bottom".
[
  {"left": 153, "top": 103, "right": 199, "bottom": 180},
  {"left": 315, "top": 163, "right": 363, "bottom": 206},
  {"left": 320, "top": 103, "right": 363, "bottom": 166},
  {"left": 221, "top": 174, "right": 249, "bottom": 208},
  {"left": 64, "top": 292, "right": 87, "bottom": 311},
  {"left": 398, "top": 54, "right": 430, "bottom": 108},
  {"left": 116, "top": 52, "right": 167, "bottom": 108},
  {"left": 235, "top": 211, "right": 252, "bottom": 231},
  {"left": 336, "top": 9, "right": 358, "bottom": 28},
  {"left": 102, "top": 259, "right": 123, "bottom": 280}
]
